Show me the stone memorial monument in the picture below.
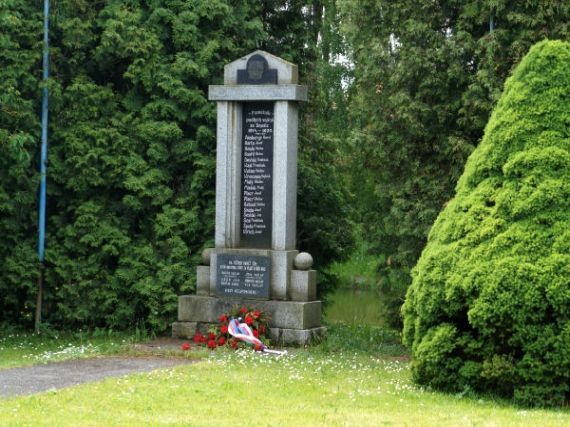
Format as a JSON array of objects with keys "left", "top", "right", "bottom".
[{"left": 172, "top": 51, "right": 325, "bottom": 345}]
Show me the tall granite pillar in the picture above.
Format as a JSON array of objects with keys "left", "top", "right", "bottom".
[{"left": 173, "top": 51, "right": 325, "bottom": 345}]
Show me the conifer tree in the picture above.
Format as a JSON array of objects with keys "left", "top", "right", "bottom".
[
  {"left": 0, "top": 1, "right": 43, "bottom": 325},
  {"left": 0, "top": 0, "right": 354, "bottom": 329},
  {"left": 1, "top": 0, "right": 265, "bottom": 329},
  {"left": 403, "top": 40, "right": 570, "bottom": 407},
  {"left": 338, "top": 0, "right": 570, "bottom": 324}
]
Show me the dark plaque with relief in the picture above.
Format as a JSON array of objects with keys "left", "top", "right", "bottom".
[{"left": 237, "top": 54, "right": 278, "bottom": 84}]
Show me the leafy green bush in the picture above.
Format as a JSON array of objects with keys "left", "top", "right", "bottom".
[
  {"left": 1, "top": 1, "right": 264, "bottom": 331},
  {"left": 402, "top": 40, "right": 570, "bottom": 407},
  {"left": 339, "top": 0, "right": 570, "bottom": 327},
  {"left": 0, "top": 1, "right": 354, "bottom": 331}
]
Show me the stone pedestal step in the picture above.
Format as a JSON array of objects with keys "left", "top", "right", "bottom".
[
  {"left": 178, "top": 295, "right": 322, "bottom": 330},
  {"left": 172, "top": 321, "right": 326, "bottom": 346}
]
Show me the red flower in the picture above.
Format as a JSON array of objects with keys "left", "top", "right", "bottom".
[
  {"left": 181, "top": 342, "right": 190, "bottom": 351},
  {"left": 220, "top": 325, "right": 228, "bottom": 334},
  {"left": 253, "top": 329, "right": 259, "bottom": 338},
  {"left": 217, "top": 337, "right": 226, "bottom": 346},
  {"left": 258, "top": 325, "right": 266, "bottom": 335},
  {"left": 208, "top": 332, "right": 216, "bottom": 340},
  {"left": 207, "top": 340, "right": 217, "bottom": 349},
  {"left": 230, "top": 339, "right": 238, "bottom": 349},
  {"left": 219, "top": 314, "right": 228, "bottom": 323},
  {"left": 239, "top": 306, "right": 248, "bottom": 314},
  {"left": 245, "top": 316, "right": 253, "bottom": 325},
  {"left": 193, "top": 332, "right": 205, "bottom": 343},
  {"left": 253, "top": 310, "right": 261, "bottom": 319}
]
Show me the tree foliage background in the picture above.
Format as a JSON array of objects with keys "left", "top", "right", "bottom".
[
  {"left": 338, "top": 0, "right": 570, "bottom": 324},
  {"left": 1, "top": 0, "right": 569, "bottom": 348},
  {"left": 0, "top": 0, "right": 353, "bottom": 331}
]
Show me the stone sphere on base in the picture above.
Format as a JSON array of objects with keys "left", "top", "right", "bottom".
[{"left": 294, "top": 252, "right": 313, "bottom": 270}]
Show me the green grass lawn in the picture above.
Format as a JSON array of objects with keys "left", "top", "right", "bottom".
[
  {"left": 0, "top": 326, "right": 568, "bottom": 426},
  {"left": 0, "top": 330, "right": 137, "bottom": 370}
]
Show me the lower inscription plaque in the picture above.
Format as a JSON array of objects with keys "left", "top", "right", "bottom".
[{"left": 216, "top": 254, "right": 270, "bottom": 299}]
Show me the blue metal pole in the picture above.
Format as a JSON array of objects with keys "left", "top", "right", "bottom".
[
  {"left": 38, "top": 0, "right": 49, "bottom": 263},
  {"left": 36, "top": 0, "right": 49, "bottom": 332}
]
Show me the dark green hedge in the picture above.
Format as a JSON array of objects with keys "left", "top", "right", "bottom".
[
  {"left": 402, "top": 40, "right": 570, "bottom": 407},
  {"left": 0, "top": 1, "right": 353, "bottom": 331},
  {"left": 339, "top": 0, "right": 570, "bottom": 328},
  {"left": 0, "top": 0, "right": 266, "bottom": 331}
]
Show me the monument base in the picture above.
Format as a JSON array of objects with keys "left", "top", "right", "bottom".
[
  {"left": 172, "top": 295, "right": 325, "bottom": 346},
  {"left": 269, "top": 326, "right": 326, "bottom": 346}
]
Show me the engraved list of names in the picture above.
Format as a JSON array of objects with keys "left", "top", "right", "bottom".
[{"left": 240, "top": 102, "right": 274, "bottom": 248}]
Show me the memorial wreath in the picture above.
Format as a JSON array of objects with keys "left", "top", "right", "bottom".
[{"left": 192, "top": 306, "right": 271, "bottom": 351}]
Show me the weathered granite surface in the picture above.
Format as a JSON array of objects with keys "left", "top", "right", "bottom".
[
  {"left": 175, "top": 51, "right": 323, "bottom": 345},
  {"left": 177, "top": 295, "right": 322, "bottom": 330},
  {"left": 209, "top": 84, "right": 307, "bottom": 102},
  {"left": 224, "top": 50, "right": 299, "bottom": 85}
]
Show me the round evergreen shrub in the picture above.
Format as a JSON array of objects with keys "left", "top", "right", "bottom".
[{"left": 402, "top": 40, "right": 570, "bottom": 407}]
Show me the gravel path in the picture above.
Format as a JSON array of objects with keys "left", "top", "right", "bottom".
[{"left": 0, "top": 357, "right": 193, "bottom": 398}]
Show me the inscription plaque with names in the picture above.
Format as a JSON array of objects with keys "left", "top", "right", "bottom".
[
  {"left": 216, "top": 254, "right": 270, "bottom": 299},
  {"left": 240, "top": 102, "right": 274, "bottom": 248}
]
